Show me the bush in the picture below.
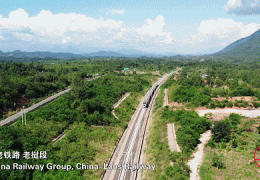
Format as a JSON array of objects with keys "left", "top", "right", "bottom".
[
  {"left": 226, "top": 101, "right": 233, "bottom": 107},
  {"left": 207, "top": 137, "right": 216, "bottom": 148},
  {"left": 252, "top": 101, "right": 260, "bottom": 108},
  {"left": 211, "top": 153, "right": 226, "bottom": 169},
  {"left": 169, "top": 151, "right": 181, "bottom": 162},
  {"left": 164, "top": 164, "right": 189, "bottom": 179},
  {"left": 243, "top": 120, "right": 254, "bottom": 131},
  {"left": 210, "top": 102, "right": 216, "bottom": 109},
  {"left": 232, "top": 139, "right": 238, "bottom": 148},
  {"left": 212, "top": 120, "right": 231, "bottom": 142},
  {"left": 257, "top": 124, "right": 260, "bottom": 134},
  {"left": 241, "top": 140, "right": 248, "bottom": 146},
  {"left": 221, "top": 142, "right": 226, "bottom": 149},
  {"left": 229, "top": 113, "right": 241, "bottom": 126},
  {"left": 242, "top": 101, "right": 249, "bottom": 108}
]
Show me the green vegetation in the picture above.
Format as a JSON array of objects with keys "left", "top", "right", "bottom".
[
  {"left": 143, "top": 76, "right": 211, "bottom": 180},
  {"left": 2, "top": 53, "right": 260, "bottom": 179},
  {"left": 162, "top": 108, "right": 211, "bottom": 156},
  {"left": 200, "top": 114, "right": 260, "bottom": 179},
  {"left": 0, "top": 69, "right": 158, "bottom": 179},
  {"left": 144, "top": 88, "right": 191, "bottom": 180},
  {"left": 215, "top": 29, "right": 260, "bottom": 58}
]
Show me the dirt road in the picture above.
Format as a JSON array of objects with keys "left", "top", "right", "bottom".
[{"left": 187, "top": 130, "right": 212, "bottom": 180}]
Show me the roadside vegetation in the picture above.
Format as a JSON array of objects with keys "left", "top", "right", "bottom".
[{"left": 143, "top": 76, "right": 211, "bottom": 180}]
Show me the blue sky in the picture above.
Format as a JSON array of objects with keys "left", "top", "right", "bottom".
[{"left": 0, "top": 0, "right": 259, "bottom": 54}]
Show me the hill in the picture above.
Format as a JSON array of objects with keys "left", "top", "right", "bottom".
[
  {"left": 84, "top": 51, "right": 124, "bottom": 57},
  {"left": 214, "top": 29, "right": 260, "bottom": 57},
  {"left": 0, "top": 50, "right": 83, "bottom": 59}
]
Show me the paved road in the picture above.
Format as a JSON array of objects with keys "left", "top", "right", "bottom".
[
  {"left": 0, "top": 88, "right": 71, "bottom": 126},
  {"left": 102, "top": 73, "right": 173, "bottom": 180}
]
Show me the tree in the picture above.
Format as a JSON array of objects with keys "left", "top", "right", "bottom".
[{"left": 212, "top": 120, "right": 231, "bottom": 142}]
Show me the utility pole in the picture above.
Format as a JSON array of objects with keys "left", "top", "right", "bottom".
[
  {"left": 21, "top": 109, "right": 23, "bottom": 125},
  {"left": 24, "top": 107, "right": 26, "bottom": 125},
  {"left": 21, "top": 106, "right": 26, "bottom": 125}
]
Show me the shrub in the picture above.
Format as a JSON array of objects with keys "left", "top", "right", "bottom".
[
  {"left": 242, "top": 101, "right": 249, "bottom": 108},
  {"left": 164, "top": 164, "right": 190, "bottom": 179},
  {"left": 211, "top": 153, "right": 226, "bottom": 169},
  {"left": 232, "top": 139, "right": 238, "bottom": 148},
  {"left": 210, "top": 102, "right": 216, "bottom": 109},
  {"left": 234, "top": 101, "right": 239, "bottom": 107},
  {"left": 226, "top": 101, "right": 233, "bottom": 107},
  {"left": 241, "top": 140, "right": 248, "bottom": 146},
  {"left": 169, "top": 151, "right": 181, "bottom": 162},
  {"left": 243, "top": 120, "right": 254, "bottom": 131},
  {"left": 207, "top": 137, "right": 216, "bottom": 148},
  {"left": 257, "top": 124, "right": 260, "bottom": 134},
  {"left": 221, "top": 142, "right": 226, "bottom": 149},
  {"left": 229, "top": 113, "right": 241, "bottom": 126},
  {"left": 212, "top": 120, "right": 231, "bottom": 142},
  {"left": 253, "top": 101, "right": 260, "bottom": 108}
]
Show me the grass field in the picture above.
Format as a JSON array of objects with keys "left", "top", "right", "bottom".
[{"left": 200, "top": 117, "right": 260, "bottom": 180}]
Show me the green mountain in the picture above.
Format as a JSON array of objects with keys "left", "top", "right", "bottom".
[{"left": 215, "top": 29, "right": 260, "bottom": 57}]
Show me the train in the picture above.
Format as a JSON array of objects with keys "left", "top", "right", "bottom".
[{"left": 143, "top": 84, "right": 159, "bottom": 108}]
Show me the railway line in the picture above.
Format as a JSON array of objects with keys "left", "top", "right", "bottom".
[{"left": 102, "top": 72, "right": 173, "bottom": 180}]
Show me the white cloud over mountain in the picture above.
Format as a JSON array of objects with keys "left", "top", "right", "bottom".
[
  {"left": 224, "top": 0, "right": 260, "bottom": 15},
  {"left": 198, "top": 18, "right": 260, "bottom": 39},
  {"left": 184, "top": 18, "right": 260, "bottom": 53}
]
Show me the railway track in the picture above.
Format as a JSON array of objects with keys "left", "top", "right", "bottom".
[{"left": 102, "top": 73, "right": 173, "bottom": 180}]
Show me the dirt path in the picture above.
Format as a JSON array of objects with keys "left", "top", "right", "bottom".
[
  {"left": 111, "top": 93, "right": 130, "bottom": 119},
  {"left": 187, "top": 130, "right": 212, "bottom": 180},
  {"left": 198, "top": 109, "right": 260, "bottom": 119},
  {"left": 163, "top": 89, "right": 169, "bottom": 107},
  {"left": 167, "top": 123, "right": 181, "bottom": 152},
  {"left": 0, "top": 88, "right": 71, "bottom": 126},
  {"left": 111, "top": 110, "right": 119, "bottom": 119},
  {"left": 52, "top": 133, "right": 66, "bottom": 144}
]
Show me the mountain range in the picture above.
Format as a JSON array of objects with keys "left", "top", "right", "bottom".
[
  {"left": 1, "top": 28, "right": 259, "bottom": 59},
  {"left": 0, "top": 49, "right": 179, "bottom": 59},
  {"left": 0, "top": 49, "right": 177, "bottom": 59}
]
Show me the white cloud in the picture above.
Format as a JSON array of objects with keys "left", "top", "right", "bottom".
[
  {"left": 135, "top": 15, "right": 174, "bottom": 43},
  {"left": 197, "top": 18, "right": 260, "bottom": 39},
  {"left": 14, "top": 32, "right": 34, "bottom": 41},
  {"left": 0, "top": 8, "right": 125, "bottom": 48},
  {"left": 224, "top": 0, "right": 260, "bottom": 15},
  {"left": 136, "top": 15, "right": 166, "bottom": 36},
  {"left": 110, "top": 10, "right": 125, "bottom": 15},
  {"left": 0, "top": 9, "right": 176, "bottom": 53},
  {"left": 0, "top": 9, "right": 29, "bottom": 29},
  {"left": 0, "top": 9, "right": 123, "bottom": 36},
  {"left": 225, "top": 0, "right": 242, "bottom": 9},
  {"left": 184, "top": 18, "right": 260, "bottom": 53}
]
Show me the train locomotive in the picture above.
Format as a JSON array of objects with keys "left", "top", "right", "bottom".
[{"left": 143, "top": 84, "right": 159, "bottom": 108}]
